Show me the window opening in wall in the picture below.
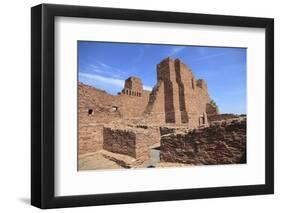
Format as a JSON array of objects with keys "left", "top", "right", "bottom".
[
  {"left": 111, "top": 106, "right": 118, "bottom": 112},
  {"left": 192, "top": 78, "right": 195, "bottom": 89},
  {"left": 88, "top": 109, "right": 93, "bottom": 116}
]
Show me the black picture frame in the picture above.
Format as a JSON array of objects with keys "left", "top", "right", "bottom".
[{"left": 31, "top": 3, "right": 274, "bottom": 209}]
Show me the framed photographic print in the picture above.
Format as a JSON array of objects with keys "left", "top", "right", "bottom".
[{"left": 31, "top": 3, "right": 274, "bottom": 209}]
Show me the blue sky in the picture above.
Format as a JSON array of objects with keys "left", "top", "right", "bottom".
[{"left": 78, "top": 41, "right": 246, "bottom": 114}]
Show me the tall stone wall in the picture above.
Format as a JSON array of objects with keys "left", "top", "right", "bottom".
[
  {"left": 157, "top": 58, "right": 181, "bottom": 123},
  {"left": 160, "top": 118, "right": 246, "bottom": 165},
  {"left": 79, "top": 83, "right": 151, "bottom": 156},
  {"left": 79, "top": 57, "right": 213, "bottom": 128},
  {"left": 79, "top": 83, "right": 122, "bottom": 124},
  {"left": 117, "top": 91, "right": 150, "bottom": 119},
  {"left": 174, "top": 59, "right": 210, "bottom": 128},
  {"left": 144, "top": 57, "right": 211, "bottom": 128},
  {"left": 79, "top": 82, "right": 151, "bottom": 123},
  {"left": 122, "top": 76, "right": 143, "bottom": 97},
  {"left": 79, "top": 57, "right": 220, "bottom": 159},
  {"left": 175, "top": 60, "right": 189, "bottom": 124},
  {"left": 143, "top": 81, "right": 166, "bottom": 123}
]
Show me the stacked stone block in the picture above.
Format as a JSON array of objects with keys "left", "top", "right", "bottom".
[
  {"left": 160, "top": 118, "right": 246, "bottom": 165},
  {"left": 145, "top": 57, "right": 211, "bottom": 128},
  {"left": 103, "top": 126, "right": 154, "bottom": 161},
  {"left": 79, "top": 124, "right": 104, "bottom": 154},
  {"left": 78, "top": 57, "right": 223, "bottom": 163},
  {"left": 122, "top": 76, "right": 144, "bottom": 97}
]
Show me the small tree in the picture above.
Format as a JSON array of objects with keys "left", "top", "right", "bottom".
[{"left": 210, "top": 99, "right": 219, "bottom": 113}]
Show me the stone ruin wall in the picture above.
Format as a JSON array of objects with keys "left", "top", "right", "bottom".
[
  {"left": 208, "top": 113, "right": 242, "bottom": 122},
  {"left": 79, "top": 82, "right": 151, "bottom": 124},
  {"left": 144, "top": 57, "right": 210, "bottom": 128},
  {"left": 79, "top": 124, "right": 104, "bottom": 154},
  {"left": 103, "top": 125, "right": 160, "bottom": 162},
  {"left": 103, "top": 126, "right": 137, "bottom": 158},
  {"left": 121, "top": 76, "right": 143, "bottom": 96},
  {"left": 78, "top": 57, "right": 224, "bottom": 162},
  {"left": 117, "top": 91, "right": 150, "bottom": 119},
  {"left": 143, "top": 81, "right": 166, "bottom": 123},
  {"left": 174, "top": 59, "right": 210, "bottom": 128},
  {"left": 79, "top": 83, "right": 121, "bottom": 125},
  {"left": 79, "top": 58, "right": 213, "bottom": 128},
  {"left": 118, "top": 77, "right": 151, "bottom": 119},
  {"left": 160, "top": 117, "right": 246, "bottom": 165},
  {"left": 79, "top": 82, "right": 152, "bottom": 157}
]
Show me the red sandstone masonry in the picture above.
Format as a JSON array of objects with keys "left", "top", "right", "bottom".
[
  {"left": 160, "top": 118, "right": 246, "bottom": 165},
  {"left": 78, "top": 57, "right": 221, "bottom": 160},
  {"left": 79, "top": 124, "right": 104, "bottom": 154},
  {"left": 143, "top": 81, "right": 166, "bottom": 123},
  {"left": 144, "top": 57, "right": 210, "bottom": 128},
  {"left": 79, "top": 57, "right": 213, "bottom": 128},
  {"left": 103, "top": 127, "right": 156, "bottom": 161},
  {"left": 208, "top": 113, "right": 241, "bottom": 122},
  {"left": 103, "top": 126, "right": 137, "bottom": 158},
  {"left": 103, "top": 125, "right": 158, "bottom": 162},
  {"left": 79, "top": 81, "right": 150, "bottom": 124}
]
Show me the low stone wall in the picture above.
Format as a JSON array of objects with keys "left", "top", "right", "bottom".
[
  {"left": 79, "top": 124, "right": 104, "bottom": 154},
  {"left": 103, "top": 126, "right": 136, "bottom": 157},
  {"left": 135, "top": 125, "right": 161, "bottom": 147},
  {"left": 160, "top": 126, "right": 188, "bottom": 136},
  {"left": 103, "top": 125, "right": 152, "bottom": 161},
  {"left": 208, "top": 114, "right": 240, "bottom": 123},
  {"left": 160, "top": 118, "right": 246, "bottom": 165}
]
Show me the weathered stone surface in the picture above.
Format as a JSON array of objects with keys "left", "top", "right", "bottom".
[
  {"left": 79, "top": 57, "right": 214, "bottom": 130},
  {"left": 160, "top": 126, "right": 189, "bottom": 136},
  {"left": 144, "top": 57, "right": 211, "bottom": 128},
  {"left": 103, "top": 126, "right": 137, "bottom": 158},
  {"left": 208, "top": 113, "right": 241, "bottom": 122},
  {"left": 103, "top": 125, "right": 159, "bottom": 163},
  {"left": 122, "top": 76, "right": 144, "bottom": 97},
  {"left": 160, "top": 118, "right": 246, "bottom": 165},
  {"left": 78, "top": 124, "right": 103, "bottom": 154},
  {"left": 79, "top": 82, "right": 150, "bottom": 124},
  {"left": 78, "top": 57, "right": 246, "bottom": 170}
]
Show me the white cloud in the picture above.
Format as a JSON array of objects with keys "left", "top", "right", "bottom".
[
  {"left": 190, "top": 52, "right": 228, "bottom": 62},
  {"left": 143, "top": 85, "right": 152, "bottom": 91},
  {"left": 98, "top": 61, "right": 113, "bottom": 70},
  {"left": 79, "top": 72, "right": 124, "bottom": 87},
  {"left": 81, "top": 60, "right": 127, "bottom": 79},
  {"left": 170, "top": 46, "right": 186, "bottom": 56},
  {"left": 79, "top": 72, "right": 153, "bottom": 92}
]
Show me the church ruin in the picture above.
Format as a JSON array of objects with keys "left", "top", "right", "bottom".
[
  {"left": 143, "top": 57, "right": 210, "bottom": 127},
  {"left": 78, "top": 57, "right": 245, "bottom": 170}
]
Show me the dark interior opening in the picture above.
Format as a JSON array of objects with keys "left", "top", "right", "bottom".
[
  {"left": 111, "top": 106, "right": 118, "bottom": 112},
  {"left": 88, "top": 109, "right": 93, "bottom": 115}
]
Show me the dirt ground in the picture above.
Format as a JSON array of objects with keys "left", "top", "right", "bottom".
[{"left": 79, "top": 148, "right": 190, "bottom": 171}]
